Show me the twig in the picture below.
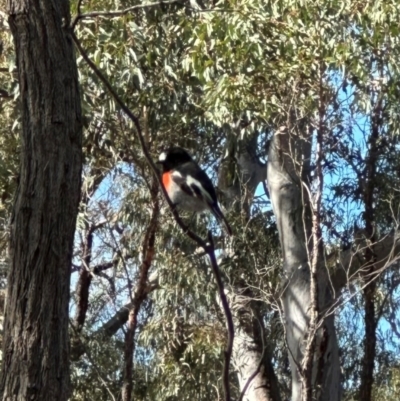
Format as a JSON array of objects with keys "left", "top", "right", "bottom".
[
  {"left": 71, "top": 31, "right": 234, "bottom": 401},
  {"left": 76, "top": 0, "right": 83, "bottom": 16}
]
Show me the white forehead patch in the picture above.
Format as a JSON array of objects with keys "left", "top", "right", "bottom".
[{"left": 158, "top": 152, "right": 167, "bottom": 162}]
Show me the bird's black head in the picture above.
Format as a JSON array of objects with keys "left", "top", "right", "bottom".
[{"left": 157, "top": 147, "right": 193, "bottom": 171}]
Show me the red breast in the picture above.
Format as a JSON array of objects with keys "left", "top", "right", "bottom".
[{"left": 162, "top": 172, "right": 172, "bottom": 191}]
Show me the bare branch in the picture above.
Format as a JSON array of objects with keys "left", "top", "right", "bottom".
[
  {"left": 331, "top": 231, "right": 400, "bottom": 292},
  {"left": 207, "top": 232, "right": 234, "bottom": 401},
  {"left": 122, "top": 179, "right": 159, "bottom": 401}
]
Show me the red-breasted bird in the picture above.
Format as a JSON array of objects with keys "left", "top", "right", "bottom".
[{"left": 157, "top": 147, "right": 232, "bottom": 236}]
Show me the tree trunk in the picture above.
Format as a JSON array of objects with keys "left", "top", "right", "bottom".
[
  {"left": 231, "top": 295, "right": 281, "bottom": 401},
  {"left": 357, "top": 90, "right": 382, "bottom": 401},
  {"left": 0, "top": 1, "right": 82, "bottom": 400},
  {"left": 267, "top": 127, "right": 340, "bottom": 401},
  {"left": 359, "top": 284, "right": 377, "bottom": 401},
  {"left": 219, "top": 130, "right": 280, "bottom": 401}
]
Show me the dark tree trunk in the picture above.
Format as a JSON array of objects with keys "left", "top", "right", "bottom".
[
  {"left": 0, "top": 0, "right": 82, "bottom": 400},
  {"left": 359, "top": 284, "right": 377, "bottom": 401},
  {"left": 358, "top": 90, "right": 381, "bottom": 401}
]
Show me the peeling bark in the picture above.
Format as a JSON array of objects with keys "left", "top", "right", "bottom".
[{"left": 0, "top": 0, "right": 82, "bottom": 400}]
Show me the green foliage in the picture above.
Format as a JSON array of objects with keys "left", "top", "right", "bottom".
[{"left": 1, "top": 0, "right": 400, "bottom": 399}]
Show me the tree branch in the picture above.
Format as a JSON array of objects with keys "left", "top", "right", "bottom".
[
  {"left": 122, "top": 179, "right": 159, "bottom": 401},
  {"left": 93, "top": 272, "right": 159, "bottom": 338},
  {"left": 331, "top": 230, "right": 400, "bottom": 292},
  {"left": 301, "top": 62, "right": 325, "bottom": 401},
  {"left": 73, "top": 225, "right": 95, "bottom": 330},
  {"left": 71, "top": 0, "right": 182, "bottom": 29}
]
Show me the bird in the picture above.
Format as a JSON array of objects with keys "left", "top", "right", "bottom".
[{"left": 157, "top": 147, "right": 232, "bottom": 236}]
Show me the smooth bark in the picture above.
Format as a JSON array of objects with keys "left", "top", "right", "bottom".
[
  {"left": 267, "top": 127, "right": 340, "bottom": 401},
  {"left": 231, "top": 294, "right": 281, "bottom": 401},
  {"left": 0, "top": 1, "right": 82, "bottom": 400},
  {"left": 220, "top": 130, "right": 280, "bottom": 401}
]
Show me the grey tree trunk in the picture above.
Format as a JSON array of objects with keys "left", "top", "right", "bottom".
[
  {"left": 267, "top": 127, "right": 340, "bottom": 401},
  {"left": 220, "top": 130, "right": 280, "bottom": 401},
  {"left": 230, "top": 294, "right": 281, "bottom": 401},
  {"left": 0, "top": 0, "right": 82, "bottom": 400}
]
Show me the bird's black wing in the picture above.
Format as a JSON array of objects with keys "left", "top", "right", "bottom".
[
  {"left": 177, "top": 162, "right": 232, "bottom": 236},
  {"left": 180, "top": 162, "right": 219, "bottom": 205}
]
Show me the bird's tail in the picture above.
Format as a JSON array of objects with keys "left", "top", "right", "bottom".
[{"left": 211, "top": 203, "right": 232, "bottom": 236}]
